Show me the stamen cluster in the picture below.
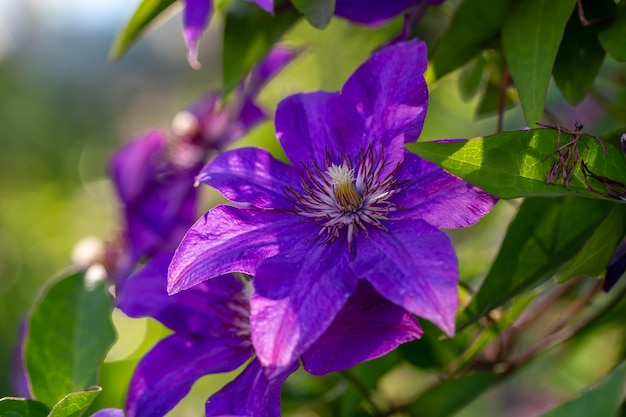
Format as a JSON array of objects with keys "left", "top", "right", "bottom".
[{"left": 287, "top": 145, "right": 403, "bottom": 246}]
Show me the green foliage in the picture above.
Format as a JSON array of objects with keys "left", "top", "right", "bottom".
[
  {"left": 223, "top": 0, "right": 300, "bottom": 96},
  {"left": 24, "top": 272, "right": 116, "bottom": 408},
  {"left": 408, "top": 371, "right": 498, "bottom": 417},
  {"left": 47, "top": 387, "right": 101, "bottom": 417},
  {"left": 290, "top": 0, "right": 336, "bottom": 29},
  {"left": 502, "top": 0, "right": 577, "bottom": 125},
  {"left": 599, "top": 0, "right": 626, "bottom": 62},
  {"left": 408, "top": 129, "right": 626, "bottom": 200},
  {"left": 431, "top": 0, "right": 507, "bottom": 79},
  {"left": 109, "top": 0, "right": 178, "bottom": 60},
  {"left": 559, "top": 205, "right": 626, "bottom": 283},
  {"left": 465, "top": 197, "right": 614, "bottom": 322},
  {"left": 552, "top": 0, "right": 612, "bottom": 105},
  {"left": 0, "top": 398, "right": 49, "bottom": 417},
  {"left": 539, "top": 361, "right": 626, "bottom": 417}
]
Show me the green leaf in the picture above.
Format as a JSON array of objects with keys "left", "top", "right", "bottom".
[
  {"left": 539, "top": 361, "right": 626, "bottom": 417},
  {"left": 463, "top": 197, "right": 614, "bottom": 323},
  {"left": 408, "top": 372, "right": 498, "bottom": 417},
  {"left": 48, "top": 387, "right": 101, "bottom": 417},
  {"left": 431, "top": 0, "right": 508, "bottom": 79},
  {"left": 223, "top": 0, "right": 300, "bottom": 96},
  {"left": 502, "top": 0, "right": 577, "bottom": 125},
  {"left": 25, "top": 272, "right": 116, "bottom": 407},
  {"left": 290, "top": 0, "right": 335, "bottom": 29},
  {"left": 559, "top": 205, "right": 626, "bottom": 282},
  {"left": 553, "top": 0, "right": 612, "bottom": 104},
  {"left": 599, "top": 0, "right": 626, "bottom": 62},
  {"left": 0, "top": 398, "right": 49, "bottom": 417},
  {"left": 109, "top": 0, "right": 178, "bottom": 60},
  {"left": 407, "top": 129, "right": 626, "bottom": 200},
  {"left": 458, "top": 55, "right": 486, "bottom": 101}
]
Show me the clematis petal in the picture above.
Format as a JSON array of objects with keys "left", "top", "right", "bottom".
[
  {"left": 247, "top": 0, "right": 274, "bottom": 13},
  {"left": 125, "top": 333, "right": 251, "bottom": 417},
  {"left": 302, "top": 279, "right": 423, "bottom": 375},
  {"left": 205, "top": 359, "right": 297, "bottom": 417},
  {"left": 110, "top": 130, "right": 200, "bottom": 258},
  {"left": 90, "top": 410, "right": 124, "bottom": 417},
  {"left": 168, "top": 206, "right": 313, "bottom": 293},
  {"left": 244, "top": 46, "right": 298, "bottom": 99},
  {"left": 391, "top": 151, "right": 498, "bottom": 228},
  {"left": 335, "top": 0, "right": 421, "bottom": 25},
  {"left": 197, "top": 147, "right": 302, "bottom": 210},
  {"left": 182, "top": 0, "right": 213, "bottom": 68},
  {"left": 342, "top": 38, "right": 428, "bottom": 151},
  {"left": 275, "top": 91, "right": 364, "bottom": 168},
  {"left": 353, "top": 219, "right": 458, "bottom": 336},
  {"left": 117, "top": 253, "right": 244, "bottom": 334},
  {"left": 250, "top": 239, "right": 358, "bottom": 373}
]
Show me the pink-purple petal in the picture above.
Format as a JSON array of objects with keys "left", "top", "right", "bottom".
[
  {"left": 197, "top": 147, "right": 302, "bottom": 210},
  {"left": 182, "top": 0, "right": 213, "bottom": 68},
  {"left": 334, "top": 0, "right": 422, "bottom": 25},
  {"left": 392, "top": 151, "right": 498, "bottom": 228},
  {"left": 168, "top": 206, "right": 313, "bottom": 294},
  {"left": 353, "top": 220, "right": 459, "bottom": 336},
  {"left": 117, "top": 253, "right": 244, "bottom": 334},
  {"left": 342, "top": 38, "right": 428, "bottom": 147},
  {"left": 275, "top": 91, "right": 363, "bottom": 168},
  {"left": 205, "top": 359, "right": 297, "bottom": 417},
  {"left": 125, "top": 334, "right": 250, "bottom": 417},
  {"left": 302, "top": 279, "right": 423, "bottom": 375},
  {"left": 250, "top": 240, "right": 358, "bottom": 372},
  {"left": 247, "top": 0, "right": 274, "bottom": 13}
]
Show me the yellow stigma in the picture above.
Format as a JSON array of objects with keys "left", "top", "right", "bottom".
[{"left": 327, "top": 163, "right": 362, "bottom": 210}]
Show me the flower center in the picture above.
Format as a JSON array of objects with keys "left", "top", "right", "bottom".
[
  {"left": 327, "top": 163, "right": 362, "bottom": 211},
  {"left": 286, "top": 145, "right": 402, "bottom": 247}
]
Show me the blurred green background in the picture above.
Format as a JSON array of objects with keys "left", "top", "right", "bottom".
[{"left": 1, "top": 1, "right": 624, "bottom": 416}]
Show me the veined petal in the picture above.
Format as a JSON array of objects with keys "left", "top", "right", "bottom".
[
  {"left": 197, "top": 147, "right": 301, "bottom": 210},
  {"left": 247, "top": 0, "right": 274, "bottom": 13},
  {"left": 205, "top": 359, "right": 297, "bottom": 417},
  {"left": 125, "top": 333, "right": 250, "bottom": 417},
  {"left": 302, "top": 279, "right": 422, "bottom": 375},
  {"left": 353, "top": 220, "right": 458, "bottom": 336},
  {"left": 182, "top": 0, "right": 213, "bottom": 68},
  {"left": 342, "top": 38, "right": 428, "bottom": 150},
  {"left": 275, "top": 91, "right": 363, "bottom": 168},
  {"left": 168, "top": 206, "right": 312, "bottom": 293},
  {"left": 335, "top": 0, "right": 420, "bottom": 25},
  {"left": 392, "top": 151, "right": 498, "bottom": 228},
  {"left": 250, "top": 240, "right": 358, "bottom": 373},
  {"left": 117, "top": 253, "right": 244, "bottom": 335}
]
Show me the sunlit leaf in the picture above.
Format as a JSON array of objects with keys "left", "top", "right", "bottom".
[
  {"left": 539, "top": 361, "right": 626, "bottom": 417},
  {"left": 553, "top": 0, "right": 612, "bottom": 104},
  {"left": 290, "top": 0, "right": 335, "bottom": 29},
  {"left": 223, "top": 0, "right": 300, "bottom": 96},
  {"left": 109, "top": 0, "right": 178, "bottom": 60},
  {"left": 559, "top": 204, "right": 626, "bottom": 282},
  {"left": 24, "top": 272, "right": 116, "bottom": 407},
  {"left": 408, "top": 129, "right": 626, "bottom": 200},
  {"left": 0, "top": 397, "right": 49, "bottom": 417},
  {"left": 431, "top": 0, "right": 507, "bottom": 79},
  {"left": 464, "top": 197, "right": 615, "bottom": 323},
  {"left": 502, "top": 0, "right": 577, "bottom": 125},
  {"left": 408, "top": 372, "right": 498, "bottom": 417},
  {"left": 599, "top": 0, "right": 626, "bottom": 62},
  {"left": 48, "top": 387, "right": 101, "bottom": 417}
]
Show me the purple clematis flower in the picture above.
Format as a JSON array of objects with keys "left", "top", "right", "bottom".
[
  {"left": 107, "top": 46, "right": 296, "bottom": 282},
  {"left": 168, "top": 39, "right": 496, "bottom": 373},
  {"left": 117, "top": 252, "right": 422, "bottom": 416},
  {"left": 182, "top": 0, "right": 442, "bottom": 66}
]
